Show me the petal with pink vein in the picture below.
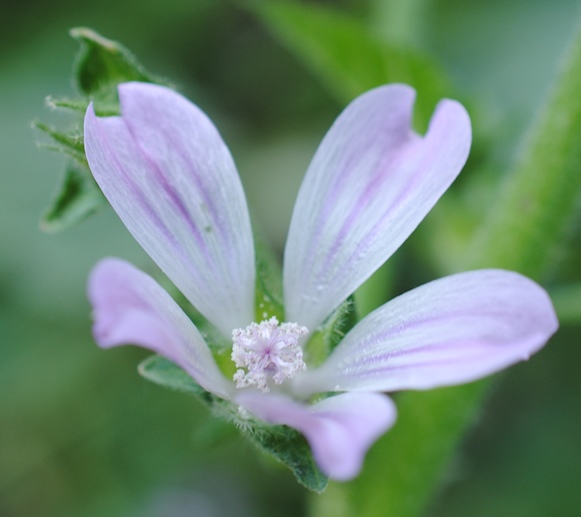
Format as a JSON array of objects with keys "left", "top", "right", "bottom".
[
  {"left": 84, "top": 83, "right": 255, "bottom": 337},
  {"left": 296, "top": 270, "right": 558, "bottom": 395},
  {"left": 284, "top": 84, "right": 471, "bottom": 331}
]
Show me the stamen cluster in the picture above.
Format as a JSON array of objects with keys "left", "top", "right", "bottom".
[{"left": 231, "top": 317, "right": 308, "bottom": 392}]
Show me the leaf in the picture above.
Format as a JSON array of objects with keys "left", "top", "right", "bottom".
[
  {"left": 40, "top": 161, "right": 105, "bottom": 233},
  {"left": 138, "top": 355, "right": 328, "bottom": 491},
  {"left": 249, "top": 0, "right": 450, "bottom": 129}
]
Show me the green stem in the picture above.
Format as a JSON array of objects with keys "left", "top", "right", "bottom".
[
  {"left": 466, "top": 29, "right": 581, "bottom": 276},
  {"left": 312, "top": 16, "right": 581, "bottom": 517}
]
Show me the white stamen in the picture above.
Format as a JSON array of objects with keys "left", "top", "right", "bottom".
[{"left": 231, "top": 316, "right": 308, "bottom": 392}]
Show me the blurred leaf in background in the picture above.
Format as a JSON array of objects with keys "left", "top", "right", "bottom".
[{"left": 249, "top": 0, "right": 451, "bottom": 129}]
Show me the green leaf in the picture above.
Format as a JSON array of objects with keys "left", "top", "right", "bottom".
[
  {"left": 249, "top": 0, "right": 450, "bottom": 129},
  {"left": 138, "top": 354, "right": 328, "bottom": 491},
  {"left": 40, "top": 161, "right": 105, "bottom": 232}
]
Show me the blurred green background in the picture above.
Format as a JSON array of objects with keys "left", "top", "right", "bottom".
[{"left": 1, "top": 0, "right": 580, "bottom": 515}]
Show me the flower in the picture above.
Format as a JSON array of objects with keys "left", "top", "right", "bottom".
[{"left": 84, "top": 82, "right": 558, "bottom": 481}]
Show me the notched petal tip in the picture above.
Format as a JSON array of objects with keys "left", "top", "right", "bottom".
[
  {"left": 427, "top": 97, "right": 472, "bottom": 158},
  {"left": 354, "top": 83, "right": 417, "bottom": 129},
  {"left": 284, "top": 83, "right": 473, "bottom": 331}
]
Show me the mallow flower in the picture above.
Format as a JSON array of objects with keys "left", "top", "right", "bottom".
[{"left": 84, "top": 82, "right": 558, "bottom": 482}]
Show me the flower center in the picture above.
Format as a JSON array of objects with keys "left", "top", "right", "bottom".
[{"left": 231, "top": 316, "right": 308, "bottom": 392}]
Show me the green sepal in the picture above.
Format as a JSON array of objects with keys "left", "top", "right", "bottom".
[
  {"left": 249, "top": 422, "right": 328, "bottom": 493},
  {"left": 138, "top": 354, "right": 219, "bottom": 406},
  {"left": 40, "top": 160, "right": 105, "bottom": 233},
  {"left": 253, "top": 231, "right": 285, "bottom": 321},
  {"left": 70, "top": 27, "right": 166, "bottom": 112},
  {"left": 138, "top": 354, "right": 328, "bottom": 491},
  {"left": 34, "top": 121, "right": 86, "bottom": 162},
  {"left": 45, "top": 96, "right": 89, "bottom": 112},
  {"left": 305, "top": 296, "right": 357, "bottom": 367},
  {"left": 38, "top": 28, "right": 170, "bottom": 233},
  {"left": 321, "top": 295, "right": 357, "bottom": 352}
]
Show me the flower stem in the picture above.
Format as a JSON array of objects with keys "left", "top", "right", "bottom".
[{"left": 466, "top": 29, "right": 581, "bottom": 277}]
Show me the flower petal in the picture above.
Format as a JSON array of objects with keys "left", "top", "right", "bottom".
[
  {"left": 88, "top": 257, "right": 233, "bottom": 399},
  {"left": 236, "top": 391, "right": 396, "bottom": 481},
  {"left": 84, "top": 83, "right": 255, "bottom": 337},
  {"left": 297, "top": 270, "right": 558, "bottom": 395},
  {"left": 284, "top": 85, "right": 471, "bottom": 330}
]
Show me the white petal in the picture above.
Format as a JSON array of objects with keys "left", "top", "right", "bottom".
[
  {"left": 297, "top": 270, "right": 558, "bottom": 395},
  {"left": 236, "top": 391, "right": 396, "bottom": 480},
  {"left": 284, "top": 85, "right": 471, "bottom": 330},
  {"left": 88, "top": 257, "right": 234, "bottom": 399},
  {"left": 84, "top": 83, "right": 255, "bottom": 336}
]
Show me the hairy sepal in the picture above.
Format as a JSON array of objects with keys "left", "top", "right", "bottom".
[
  {"left": 37, "top": 28, "right": 168, "bottom": 232},
  {"left": 138, "top": 354, "right": 328, "bottom": 492}
]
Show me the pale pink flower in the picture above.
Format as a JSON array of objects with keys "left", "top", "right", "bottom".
[{"left": 85, "top": 82, "right": 557, "bottom": 480}]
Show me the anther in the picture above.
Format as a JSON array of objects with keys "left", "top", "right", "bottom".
[{"left": 231, "top": 316, "right": 308, "bottom": 392}]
